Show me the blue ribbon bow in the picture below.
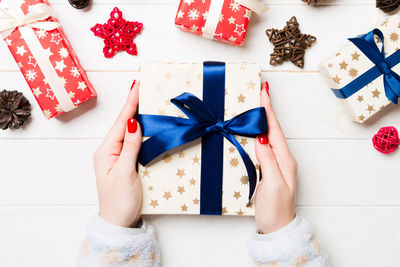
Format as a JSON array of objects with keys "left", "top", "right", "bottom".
[
  {"left": 332, "top": 29, "right": 400, "bottom": 104},
  {"left": 137, "top": 62, "right": 268, "bottom": 215}
]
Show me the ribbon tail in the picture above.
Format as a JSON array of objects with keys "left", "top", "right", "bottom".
[
  {"left": 385, "top": 72, "right": 400, "bottom": 104},
  {"left": 222, "top": 132, "right": 258, "bottom": 202},
  {"left": 137, "top": 114, "right": 195, "bottom": 136}
]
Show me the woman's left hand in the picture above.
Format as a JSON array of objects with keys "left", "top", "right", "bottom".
[{"left": 93, "top": 81, "right": 143, "bottom": 228}]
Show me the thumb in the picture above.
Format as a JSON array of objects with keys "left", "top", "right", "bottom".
[
  {"left": 117, "top": 118, "right": 142, "bottom": 172},
  {"left": 255, "top": 133, "right": 284, "bottom": 185}
]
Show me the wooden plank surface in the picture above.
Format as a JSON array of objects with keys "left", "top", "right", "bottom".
[{"left": 1, "top": 0, "right": 399, "bottom": 266}]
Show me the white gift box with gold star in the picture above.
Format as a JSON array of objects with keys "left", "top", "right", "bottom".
[
  {"left": 319, "top": 16, "right": 400, "bottom": 123},
  {"left": 138, "top": 62, "right": 261, "bottom": 216}
]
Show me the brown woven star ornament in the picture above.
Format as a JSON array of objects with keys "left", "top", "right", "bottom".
[
  {"left": 266, "top": 16, "right": 316, "bottom": 68},
  {"left": 376, "top": 0, "right": 400, "bottom": 13},
  {"left": 302, "top": 0, "right": 318, "bottom": 5},
  {"left": 0, "top": 90, "right": 31, "bottom": 130}
]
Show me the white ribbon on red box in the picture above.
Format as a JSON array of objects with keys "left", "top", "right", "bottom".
[
  {"left": 0, "top": 1, "right": 76, "bottom": 114},
  {"left": 202, "top": 0, "right": 268, "bottom": 40}
]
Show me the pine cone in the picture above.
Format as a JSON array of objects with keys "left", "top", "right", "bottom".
[
  {"left": 68, "top": 0, "right": 90, "bottom": 9},
  {"left": 0, "top": 90, "right": 31, "bottom": 130},
  {"left": 302, "top": 0, "right": 318, "bottom": 5},
  {"left": 376, "top": 0, "right": 400, "bottom": 13}
]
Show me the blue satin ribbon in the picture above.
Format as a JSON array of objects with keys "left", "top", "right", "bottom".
[
  {"left": 137, "top": 62, "right": 268, "bottom": 215},
  {"left": 332, "top": 29, "right": 400, "bottom": 104}
]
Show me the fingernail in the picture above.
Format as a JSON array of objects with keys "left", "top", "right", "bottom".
[
  {"left": 130, "top": 80, "right": 136, "bottom": 91},
  {"left": 258, "top": 133, "right": 268, "bottom": 145},
  {"left": 265, "top": 81, "right": 270, "bottom": 96},
  {"left": 127, "top": 118, "right": 137, "bottom": 133}
]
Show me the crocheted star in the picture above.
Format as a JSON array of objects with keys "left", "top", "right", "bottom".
[
  {"left": 91, "top": 7, "right": 143, "bottom": 58},
  {"left": 266, "top": 16, "right": 316, "bottom": 68}
]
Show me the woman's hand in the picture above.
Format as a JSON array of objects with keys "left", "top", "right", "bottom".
[
  {"left": 93, "top": 81, "right": 142, "bottom": 228},
  {"left": 254, "top": 82, "right": 297, "bottom": 234}
]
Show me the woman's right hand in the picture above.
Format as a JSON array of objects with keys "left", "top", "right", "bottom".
[{"left": 254, "top": 82, "right": 298, "bottom": 234}]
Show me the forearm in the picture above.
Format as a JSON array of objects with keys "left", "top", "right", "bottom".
[
  {"left": 248, "top": 216, "right": 328, "bottom": 267},
  {"left": 77, "top": 214, "right": 160, "bottom": 266}
]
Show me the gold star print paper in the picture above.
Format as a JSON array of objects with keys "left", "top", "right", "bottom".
[
  {"left": 138, "top": 62, "right": 261, "bottom": 215},
  {"left": 320, "top": 16, "right": 400, "bottom": 123}
]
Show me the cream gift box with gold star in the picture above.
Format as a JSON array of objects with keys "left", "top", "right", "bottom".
[
  {"left": 138, "top": 62, "right": 262, "bottom": 216},
  {"left": 319, "top": 16, "right": 400, "bottom": 123}
]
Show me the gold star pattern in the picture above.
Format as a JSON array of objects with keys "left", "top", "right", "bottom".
[
  {"left": 240, "top": 175, "right": 249, "bottom": 185},
  {"left": 332, "top": 75, "right": 341, "bottom": 84},
  {"left": 230, "top": 158, "right": 239, "bottom": 167},
  {"left": 233, "top": 191, "right": 242, "bottom": 199},
  {"left": 178, "top": 151, "right": 185, "bottom": 158},
  {"left": 127, "top": 253, "right": 141, "bottom": 264},
  {"left": 351, "top": 52, "right": 360, "bottom": 61},
  {"left": 236, "top": 209, "right": 244, "bottom": 216},
  {"left": 181, "top": 204, "right": 188, "bottom": 212},
  {"left": 228, "top": 146, "right": 235, "bottom": 153},
  {"left": 348, "top": 68, "right": 358, "bottom": 78},
  {"left": 163, "top": 153, "right": 172, "bottom": 163},
  {"left": 165, "top": 72, "right": 173, "bottom": 80},
  {"left": 240, "top": 138, "right": 248, "bottom": 146},
  {"left": 246, "top": 201, "right": 253, "bottom": 208},
  {"left": 390, "top": 32, "right": 399, "bottom": 42},
  {"left": 295, "top": 256, "right": 309, "bottom": 267},
  {"left": 358, "top": 114, "right": 365, "bottom": 121},
  {"left": 189, "top": 178, "right": 197, "bottom": 185},
  {"left": 142, "top": 168, "right": 150, "bottom": 178},
  {"left": 193, "top": 198, "right": 200, "bottom": 205},
  {"left": 247, "top": 81, "right": 255, "bottom": 90},
  {"left": 366, "top": 104, "right": 375, "bottom": 114},
  {"left": 336, "top": 52, "right": 341, "bottom": 57},
  {"left": 311, "top": 238, "right": 321, "bottom": 254},
  {"left": 177, "top": 186, "right": 185, "bottom": 194},
  {"left": 255, "top": 163, "right": 260, "bottom": 170},
  {"left": 222, "top": 207, "right": 228, "bottom": 215},
  {"left": 100, "top": 250, "right": 119, "bottom": 264},
  {"left": 158, "top": 109, "right": 166, "bottom": 115},
  {"left": 328, "top": 63, "right": 333, "bottom": 68},
  {"left": 225, "top": 88, "right": 228, "bottom": 96},
  {"left": 163, "top": 191, "right": 172, "bottom": 200},
  {"left": 357, "top": 95, "right": 364, "bottom": 102},
  {"left": 192, "top": 155, "right": 200, "bottom": 164},
  {"left": 372, "top": 89, "right": 381, "bottom": 98},
  {"left": 176, "top": 169, "right": 186, "bottom": 178},
  {"left": 150, "top": 199, "right": 158, "bottom": 208},
  {"left": 339, "top": 61, "right": 348, "bottom": 70},
  {"left": 186, "top": 80, "right": 192, "bottom": 87},
  {"left": 380, "top": 105, "right": 386, "bottom": 110},
  {"left": 148, "top": 186, "right": 153, "bottom": 191},
  {"left": 237, "top": 93, "right": 245, "bottom": 103}
]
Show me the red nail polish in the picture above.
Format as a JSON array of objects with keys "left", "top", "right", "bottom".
[
  {"left": 130, "top": 80, "right": 136, "bottom": 91},
  {"left": 127, "top": 118, "right": 137, "bottom": 133},
  {"left": 258, "top": 133, "right": 269, "bottom": 145},
  {"left": 265, "top": 81, "right": 270, "bottom": 96}
]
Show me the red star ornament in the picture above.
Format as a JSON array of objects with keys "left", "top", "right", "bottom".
[{"left": 91, "top": 7, "right": 143, "bottom": 58}]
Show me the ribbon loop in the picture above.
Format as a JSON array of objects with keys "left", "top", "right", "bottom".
[{"left": 377, "top": 61, "right": 391, "bottom": 75}]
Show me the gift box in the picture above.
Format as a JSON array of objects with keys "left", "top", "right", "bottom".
[
  {"left": 138, "top": 62, "right": 267, "bottom": 216},
  {"left": 0, "top": 0, "right": 96, "bottom": 119},
  {"left": 174, "top": 0, "right": 268, "bottom": 46},
  {"left": 320, "top": 16, "right": 400, "bottom": 123}
]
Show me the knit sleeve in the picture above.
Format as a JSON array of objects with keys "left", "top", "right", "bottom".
[
  {"left": 76, "top": 214, "right": 160, "bottom": 267},
  {"left": 247, "top": 216, "right": 329, "bottom": 267}
]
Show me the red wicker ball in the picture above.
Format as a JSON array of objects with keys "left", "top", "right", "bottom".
[{"left": 372, "top": 126, "right": 400, "bottom": 154}]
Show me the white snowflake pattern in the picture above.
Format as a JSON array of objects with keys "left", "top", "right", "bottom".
[
  {"left": 43, "top": 109, "right": 52, "bottom": 119},
  {"left": 51, "top": 33, "right": 62, "bottom": 45},
  {"left": 58, "top": 47, "right": 69, "bottom": 59},
  {"left": 46, "top": 89, "right": 56, "bottom": 100},
  {"left": 187, "top": 8, "right": 200, "bottom": 21},
  {"left": 59, "top": 76, "right": 67, "bottom": 88},
  {"left": 25, "top": 69, "right": 37, "bottom": 82},
  {"left": 183, "top": 0, "right": 195, "bottom": 5},
  {"left": 55, "top": 104, "right": 64, "bottom": 113},
  {"left": 70, "top": 67, "right": 80, "bottom": 78},
  {"left": 36, "top": 29, "right": 47, "bottom": 39},
  {"left": 229, "top": 1, "right": 240, "bottom": 12}
]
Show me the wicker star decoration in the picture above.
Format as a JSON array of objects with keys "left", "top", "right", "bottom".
[
  {"left": 301, "top": 0, "right": 318, "bottom": 5},
  {"left": 376, "top": 0, "right": 400, "bottom": 13},
  {"left": 91, "top": 7, "right": 143, "bottom": 58},
  {"left": 266, "top": 16, "right": 316, "bottom": 68}
]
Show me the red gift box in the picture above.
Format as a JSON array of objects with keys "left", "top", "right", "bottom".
[
  {"left": 175, "top": 0, "right": 268, "bottom": 46},
  {"left": 0, "top": 0, "right": 96, "bottom": 119}
]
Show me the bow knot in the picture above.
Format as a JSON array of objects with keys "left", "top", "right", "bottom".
[
  {"left": 377, "top": 61, "right": 391, "bottom": 75},
  {"left": 207, "top": 120, "right": 225, "bottom": 133}
]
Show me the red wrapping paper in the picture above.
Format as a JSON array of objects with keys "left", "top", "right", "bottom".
[
  {"left": 175, "top": 0, "right": 252, "bottom": 46},
  {"left": 1, "top": 0, "right": 96, "bottom": 119}
]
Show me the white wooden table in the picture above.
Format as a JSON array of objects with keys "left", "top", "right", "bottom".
[{"left": 1, "top": 0, "right": 400, "bottom": 266}]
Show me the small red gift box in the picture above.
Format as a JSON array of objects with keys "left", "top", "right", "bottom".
[
  {"left": 0, "top": 0, "right": 96, "bottom": 119},
  {"left": 175, "top": 0, "right": 268, "bottom": 46}
]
